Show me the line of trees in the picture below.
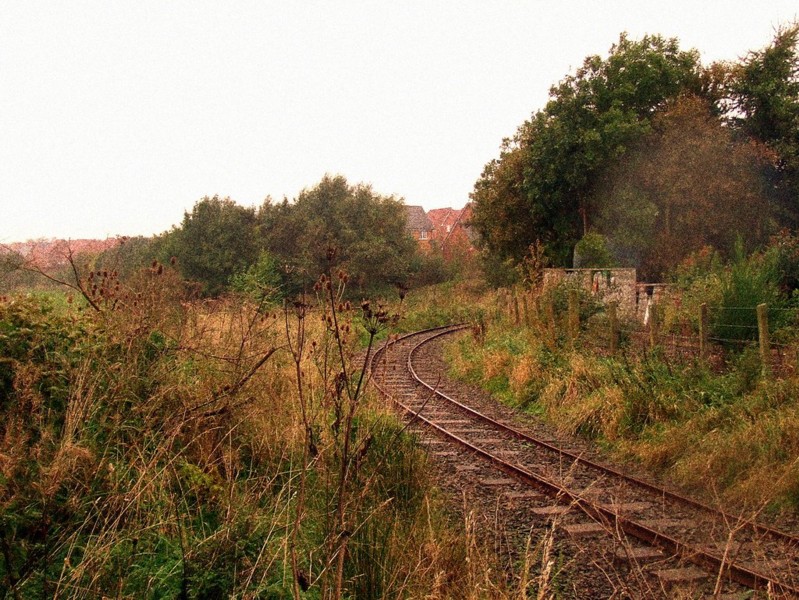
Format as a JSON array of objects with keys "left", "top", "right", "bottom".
[
  {"left": 470, "top": 25, "right": 799, "bottom": 282},
  {"left": 88, "top": 175, "right": 441, "bottom": 300}
]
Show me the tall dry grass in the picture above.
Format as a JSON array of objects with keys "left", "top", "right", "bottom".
[
  {"left": 1, "top": 267, "right": 553, "bottom": 598},
  {"left": 440, "top": 281, "right": 799, "bottom": 514}
]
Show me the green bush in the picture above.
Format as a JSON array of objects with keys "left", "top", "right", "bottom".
[
  {"left": 573, "top": 232, "right": 614, "bottom": 268},
  {"left": 543, "top": 279, "right": 603, "bottom": 333},
  {"left": 712, "top": 241, "right": 790, "bottom": 345},
  {"left": 230, "top": 250, "right": 284, "bottom": 304}
]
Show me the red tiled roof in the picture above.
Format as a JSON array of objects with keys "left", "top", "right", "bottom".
[{"left": 426, "top": 207, "right": 463, "bottom": 231}]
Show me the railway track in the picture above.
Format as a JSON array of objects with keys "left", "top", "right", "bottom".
[{"left": 369, "top": 324, "right": 799, "bottom": 597}]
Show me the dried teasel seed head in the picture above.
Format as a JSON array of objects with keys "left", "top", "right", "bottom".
[
  {"left": 151, "top": 260, "right": 158, "bottom": 269},
  {"left": 157, "top": 264, "right": 163, "bottom": 275},
  {"left": 170, "top": 256, "right": 176, "bottom": 265}
]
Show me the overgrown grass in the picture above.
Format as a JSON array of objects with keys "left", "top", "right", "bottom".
[
  {"left": 444, "top": 284, "right": 799, "bottom": 514},
  {"left": 0, "top": 269, "right": 496, "bottom": 598},
  {"left": 0, "top": 270, "right": 549, "bottom": 598},
  {"left": 397, "top": 279, "right": 490, "bottom": 332}
]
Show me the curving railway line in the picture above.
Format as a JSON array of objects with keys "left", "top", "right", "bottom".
[{"left": 369, "top": 324, "right": 799, "bottom": 597}]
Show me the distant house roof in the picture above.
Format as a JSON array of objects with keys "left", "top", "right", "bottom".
[
  {"left": 426, "top": 205, "right": 477, "bottom": 245},
  {"left": 427, "top": 207, "right": 462, "bottom": 232},
  {"left": 404, "top": 205, "right": 433, "bottom": 232}
]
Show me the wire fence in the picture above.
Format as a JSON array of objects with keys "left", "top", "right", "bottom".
[{"left": 496, "top": 287, "right": 799, "bottom": 379}]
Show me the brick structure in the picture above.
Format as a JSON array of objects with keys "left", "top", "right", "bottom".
[
  {"left": 404, "top": 205, "right": 434, "bottom": 251},
  {"left": 426, "top": 204, "right": 476, "bottom": 260},
  {"left": 406, "top": 203, "right": 476, "bottom": 259}
]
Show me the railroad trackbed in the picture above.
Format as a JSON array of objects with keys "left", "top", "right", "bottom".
[{"left": 369, "top": 325, "right": 799, "bottom": 598}]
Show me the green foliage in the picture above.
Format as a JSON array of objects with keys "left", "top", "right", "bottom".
[
  {"left": 728, "top": 23, "right": 799, "bottom": 220},
  {"left": 595, "top": 188, "right": 659, "bottom": 268},
  {"left": 95, "top": 235, "right": 165, "bottom": 280},
  {"left": 345, "top": 419, "right": 429, "bottom": 600},
  {"left": 594, "top": 95, "right": 776, "bottom": 280},
  {"left": 712, "top": 241, "right": 790, "bottom": 344},
  {"left": 471, "top": 33, "right": 703, "bottom": 266},
  {"left": 408, "top": 247, "right": 451, "bottom": 288},
  {"left": 441, "top": 270, "right": 799, "bottom": 511},
  {"left": 573, "top": 232, "right": 614, "bottom": 268},
  {"left": 162, "top": 195, "right": 261, "bottom": 296},
  {"left": 229, "top": 250, "right": 283, "bottom": 304},
  {"left": 399, "top": 281, "right": 488, "bottom": 332},
  {"left": 0, "top": 284, "right": 494, "bottom": 598},
  {"left": 260, "top": 175, "right": 418, "bottom": 297},
  {"left": 479, "top": 251, "right": 520, "bottom": 288},
  {"left": 768, "top": 229, "right": 799, "bottom": 294},
  {"left": 544, "top": 279, "right": 603, "bottom": 329},
  {"left": 670, "top": 246, "right": 723, "bottom": 286}
]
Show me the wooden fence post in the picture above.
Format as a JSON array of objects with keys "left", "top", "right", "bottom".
[
  {"left": 698, "top": 303, "right": 709, "bottom": 360},
  {"left": 649, "top": 304, "right": 658, "bottom": 349},
  {"left": 608, "top": 302, "right": 619, "bottom": 355},
  {"left": 496, "top": 289, "right": 506, "bottom": 320},
  {"left": 757, "top": 303, "right": 771, "bottom": 377},
  {"left": 568, "top": 289, "right": 580, "bottom": 347}
]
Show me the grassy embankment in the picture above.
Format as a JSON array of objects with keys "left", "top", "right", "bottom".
[
  {"left": 0, "top": 267, "right": 556, "bottom": 598},
  {"left": 415, "top": 280, "right": 799, "bottom": 514}
]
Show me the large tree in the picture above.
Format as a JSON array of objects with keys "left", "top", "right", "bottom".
[
  {"left": 471, "top": 34, "right": 703, "bottom": 265},
  {"left": 595, "top": 95, "right": 776, "bottom": 279},
  {"left": 260, "top": 175, "right": 417, "bottom": 296},
  {"left": 162, "top": 195, "right": 261, "bottom": 296},
  {"left": 727, "top": 23, "right": 799, "bottom": 225}
]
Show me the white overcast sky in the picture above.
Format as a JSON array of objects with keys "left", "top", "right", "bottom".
[{"left": 2, "top": 1, "right": 798, "bottom": 242}]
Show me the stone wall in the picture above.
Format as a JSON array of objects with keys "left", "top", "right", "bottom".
[{"left": 542, "top": 268, "right": 638, "bottom": 317}]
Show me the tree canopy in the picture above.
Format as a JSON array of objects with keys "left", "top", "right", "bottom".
[
  {"left": 471, "top": 34, "right": 703, "bottom": 266},
  {"left": 596, "top": 95, "right": 775, "bottom": 279},
  {"left": 727, "top": 23, "right": 799, "bottom": 223},
  {"left": 260, "top": 175, "right": 416, "bottom": 296},
  {"left": 470, "top": 28, "right": 799, "bottom": 281},
  {"left": 161, "top": 195, "right": 261, "bottom": 296},
  {"left": 85, "top": 177, "right": 420, "bottom": 299}
]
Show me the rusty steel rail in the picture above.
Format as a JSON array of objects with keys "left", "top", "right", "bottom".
[{"left": 369, "top": 325, "right": 799, "bottom": 596}]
